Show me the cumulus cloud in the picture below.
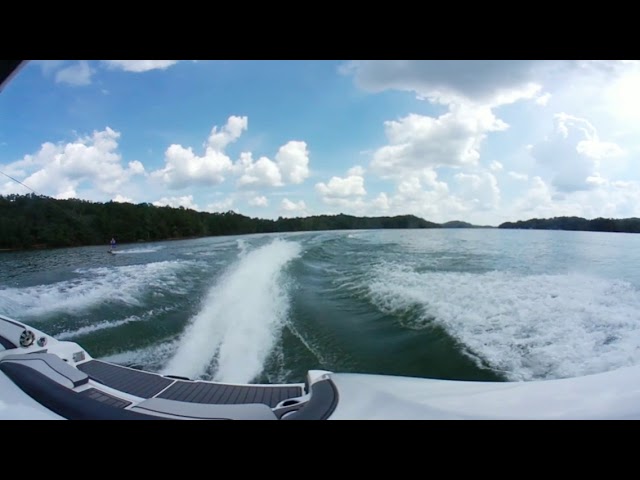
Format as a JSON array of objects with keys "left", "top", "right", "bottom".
[
  {"left": 281, "top": 198, "right": 307, "bottom": 215},
  {"left": 236, "top": 152, "right": 283, "bottom": 187},
  {"left": 235, "top": 141, "right": 309, "bottom": 188},
  {"left": 372, "top": 192, "right": 390, "bottom": 211},
  {"left": 371, "top": 106, "right": 508, "bottom": 178},
  {"left": 275, "top": 141, "right": 310, "bottom": 184},
  {"left": 508, "top": 171, "right": 529, "bottom": 181},
  {"left": 0, "top": 127, "right": 144, "bottom": 198},
  {"left": 536, "top": 92, "right": 552, "bottom": 106},
  {"left": 489, "top": 160, "right": 503, "bottom": 172},
  {"left": 208, "top": 116, "right": 249, "bottom": 151},
  {"left": 151, "top": 116, "right": 247, "bottom": 189},
  {"left": 55, "top": 61, "right": 93, "bottom": 86},
  {"left": 248, "top": 195, "right": 268, "bottom": 207},
  {"left": 315, "top": 166, "right": 366, "bottom": 200},
  {"left": 347, "top": 60, "right": 640, "bottom": 223},
  {"left": 454, "top": 172, "right": 500, "bottom": 210},
  {"left": 206, "top": 197, "right": 235, "bottom": 213},
  {"left": 102, "top": 60, "right": 179, "bottom": 72},
  {"left": 530, "top": 113, "right": 623, "bottom": 192},
  {"left": 113, "top": 194, "right": 133, "bottom": 203},
  {"left": 153, "top": 195, "right": 199, "bottom": 210},
  {"left": 502, "top": 172, "right": 640, "bottom": 223},
  {"left": 359, "top": 170, "right": 467, "bottom": 223},
  {"left": 510, "top": 176, "right": 560, "bottom": 217}
]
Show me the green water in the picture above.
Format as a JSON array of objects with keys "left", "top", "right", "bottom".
[{"left": 2, "top": 228, "right": 640, "bottom": 384}]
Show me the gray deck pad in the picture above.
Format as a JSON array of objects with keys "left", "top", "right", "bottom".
[
  {"left": 80, "top": 388, "right": 132, "bottom": 409},
  {"left": 77, "top": 360, "right": 174, "bottom": 398},
  {"left": 157, "top": 381, "right": 303, "bottom": 408},
  {"left": 77, "top": 360, "right": 304, "bottom": 407}
]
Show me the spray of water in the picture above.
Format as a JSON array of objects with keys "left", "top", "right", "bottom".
[
  {"left": 0, "top": 261, "right": 189, "bottom": 318},
  {"left": 162, "top": 239, "right": 301, "bottom": 383},
  {"left": 366, "top": 263, "right": 640, "bottom": 380}
]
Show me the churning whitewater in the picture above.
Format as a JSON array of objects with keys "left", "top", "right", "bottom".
[
  {"left": 162, "top": 239, "right": 301, "bottom": 383},
  {"left": 2, "top": 228, "right": 640, "bottom": 384}
]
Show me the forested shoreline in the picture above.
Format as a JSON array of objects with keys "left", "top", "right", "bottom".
[
  {"left": 3, "top": 194, "right": 640, "bottom": 251},
  {"left": 498, "top": 216, "right": 640, "bottom": 233},
  {"left": 0, "top": 194, "right": 441, "bottom": 250}
]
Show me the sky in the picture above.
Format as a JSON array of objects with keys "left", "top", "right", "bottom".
[{"left": 1, "top": 59, "right": 640, "bottom": 226}]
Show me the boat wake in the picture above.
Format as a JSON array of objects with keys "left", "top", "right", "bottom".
[
  {"left": 364, "top": 263, "right": 640, "bottom": 381},
  {"left": 109, "top": 246, "right": 163, "bottom": 254},
  {"left": 162, "top": 239, "right": 301, "bottom": 383},
  {"left": 0, "top": 261, "right": 190, "bottom": 319}
]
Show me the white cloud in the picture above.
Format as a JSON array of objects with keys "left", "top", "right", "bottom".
[
  {"left": 531, "top": 113, "right": 623, "bottom": 192},
  {"left": 236, "top": 152, "right": 283, "bottom": 187},
  {"left": 508, "top": 171, "right": 529, "bottom": 181},
  {"left": 208, "top": 116, "right": 248, "bottom": 151},
  {"left": 348, "top": 60, "right": 640, "bottom": 223},
  {"left": 153, "top": 195, "right": 199, "bottom": 210},
  {"left": 372, "top": 192, "right": 390, "bottom": 211},
  {"left": 0, "top": 127, "right": 144, "bottom": 198},
  {"left": 586, "top": 174, "right": 608, "bottom": 187},
  {"left": 113, "top": 194, "right": 133, "bottom": 203},
  {"left": 372, "top": 106, "right": 508, "bottom": 177},
  {"left": 281, "top": 198, "right": 307, "bottom": 215},
  {"left": 235, "top": 140, "right": 309, "bottom": 188},
  {"left": 504, "top": 175, "right": 640, "bottom": 222},
  {"left": 248, "top": 195, "right": 268, "bottom": 207},
  {"left": 128, "top": 160, "right": 145, "bottom": 175},
  {"left": 55, "top": 61, "right": 93, "bottom": 86},
  {"left": 206, "top": 198, "right": 235, "bottom": 212},
  {"left": 151, "top": 116, "right": 246, "bottom": 189},
  {"left": 363, "top": 170, "right": 467, "bottom": 223},
  {"left": 102, "top": 60, "right": 178, "bottom": 73},
  {"left": 511, "top": 176, "right": 559, "bottom": 217},
  {"left": 275, "top": 141, "right": 309, "bottom": 184},
  {"left": 489, "top": 160, "right": 503, "bottom": 172},
  {"left": 454, "top": 172, "right": 500, "bottom": 210},
  {"left": 577, "top": 139, "right": 624, "bottom": 160},
  {"left": 315, "top": 170, "right": 366, "bottom": 199},
  {"left": 536, "top": 92, "right": 552, "bottom": 106}
]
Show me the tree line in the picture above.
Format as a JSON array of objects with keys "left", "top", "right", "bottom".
[
  {"left": 498, "top": 216, "right": 640, "bottom": 233},
  {"left": 8, "top": 194, "right": 636, "bottom": 250},
  {"left": 0, "top": 194, "right": 442, "bottom": 250}
]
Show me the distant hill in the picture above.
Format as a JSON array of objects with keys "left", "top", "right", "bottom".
[
  {"left": 440, "top": 220, "right": 492, "bottom": 228},
  {"left": 498, "top": 216, "right": 640, "bottom": 234}
]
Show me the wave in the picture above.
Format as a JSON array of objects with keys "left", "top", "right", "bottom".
[
  {"left": 162, "top": 239, "right": 301, "bottom": 383},
  {"left": 365, "top": 263, "right": 640, "bottom": 381},
  {"left": 0, "top": 261, "right": 190, "bottom": 319}
]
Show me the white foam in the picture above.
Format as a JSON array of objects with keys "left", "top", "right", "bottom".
[
  {"left": 54, "top": 307, "right": 170, "bottom": 340},
  {"left": 55, "top": 316, "right": 138, "bottom": 340},
  {"left": 163, "top": 239, "right": 301, "bottom": 383},
  {"left": 101, "top": 338, "right": 181, "bottom": 372},
  {"left": 365, "top": 264, "right": 640, "bottom": 381},
  {"left": 109, "top": 246, "right": 163, "bottom": 254},
  {"left": 236, "top": 238, "right": 249, "bottom": 258},
  {"left": 0, "top": 261, "right": 190, "bottom": 318}
]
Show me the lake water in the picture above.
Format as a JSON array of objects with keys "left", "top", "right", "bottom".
[{"left": 2, "top": 228, "right": 640, "bottom": 384}]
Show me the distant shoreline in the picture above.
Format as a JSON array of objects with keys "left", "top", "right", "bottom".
[{"left": 2, "top": 193, "right": 639, "bottom": 252}]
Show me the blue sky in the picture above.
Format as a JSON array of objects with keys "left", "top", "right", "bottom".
[{"left": 2, "top": 60, "right": 640, "bottom": 226}]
